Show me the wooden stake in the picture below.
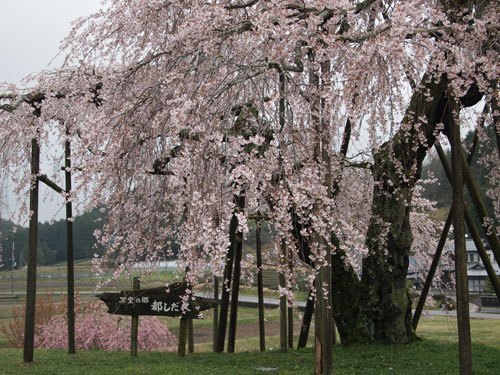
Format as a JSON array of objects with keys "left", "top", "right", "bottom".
[
  {"left": 130, "top": 277, "right": 140, "bottom": 357},
  {"left": 188, "top": 319, "right": 194, "bottom": 353},
  {"left": 288, "top": 256, "right": 294, "bottom": 349},
  {"left": 215, "top": 198, "right": 239, "bottom": 352},
  {"left": 227, "top": 194, "right": 245, "bottom": 352},
  {"left": 413, "top": 206, "right": 453, "bottom": 329},
  {"left": 320, "top": 252, "right": 333, "bottom": 374},
  {"left": 256, "top": 220, "right": 266, "bottom": 352},
  {"left": 434, "top": 143, "right": 500, "bottom": 301},
  {"left": 212, "top": 277, "right": 219, "bottom": 352},
  {"left": 279, "top": 240, "right": 288, "bottom": 353},
  {"left": 65, "top": 135, "right": 75, "bottom": 354},
  {"left": 23, "top": 138, "right": 40, "bottom": 364},
  {"left": 314, "top": 279, "right": 323, "bottom": 375},
  {"left": 449, "top": 99, "right": 472, "bottom": 375},
  {"left": 459, "top": 150, "right": 500, "bottom": 265},
  {"left": 297, "top": 289, "right": 314, "bottom": 349},
  {"left": 178, "top": 318, "right": 188, "bottom": 357}
]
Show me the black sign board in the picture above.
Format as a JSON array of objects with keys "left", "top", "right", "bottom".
[{"left": 97, "top": 281, "right": 216, "bottom": 319}]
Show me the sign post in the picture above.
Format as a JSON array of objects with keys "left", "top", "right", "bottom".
[
  {"left": 97, "top": 281, "right": 216, "bottom": 356},
  {"left": 130, "top": 277, "right": 140, "bottom": 357}
]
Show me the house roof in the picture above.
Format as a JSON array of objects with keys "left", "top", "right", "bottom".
[{"left": 466, "top": 238, "right": 491, "bottom": 252}]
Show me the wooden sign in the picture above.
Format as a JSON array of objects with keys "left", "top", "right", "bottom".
[{"left": 97, "top": 281, "right": 216, "bottom": 319}]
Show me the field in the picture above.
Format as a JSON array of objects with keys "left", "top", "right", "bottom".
[{"left": 1, "top": 263, "right": 500, "bottom": 374}]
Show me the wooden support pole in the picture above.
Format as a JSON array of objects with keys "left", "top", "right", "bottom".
[
  {"left": 449, "top": 100, "right": 472, "bottom": 375},
  {"left": 288, "top": 298, "right": 294, "bottom": 349},
  {"left": 279, "top": 240, "right": 288, "bottom": 353},
  {"left": 413, "top": 207, "right": 453, "bottom": 330},
  {"left": 212, "top": 277, "right": 219, "bottom": 352},
  {"left": 38, "top": 175, "right": 64, "bottom": 194},
  {"left": 319, "top": 246, "right": 333, "bottom": 375},
  {"left": 297, "top": 289, "right": 314, "bottom": 349},
  {"left": 227, "top": 195, "right": 245, "bottom": 353},
  {"left": 65, "top": 136, "right": 76, "bottom": 354},
  {"left": 414, "top": 117, "right": 484, "bottom": 330},
  {"left": 215, "top": 198, "right": 239, "bottom": 352},
  {"left": 466, "top": 209, "right": 500, "bottom": 299},
  {"left": 315, "top": 271, "right": 323, "bottom": 375},
  {"left": 277, "top": 71, "right": 288, "bottom": 354},
  {"left": 188, "top": 319, "right": 194, "bottom": 353},
  {"left": 434, "top": 144, "right": 500, "bottom": 301},
  {"left": 178, "top": 318, "right": 188, "bottom": 357},
  {"left": 320, "top": 57, "right": 333, "bottom": 374},
  {"left": 459, "top": 150, "right": 500, "bottom": 265},
  {"left": 491, "top": 81, "right": 500, "bottom": 157},
  {"left": 23, "top": 138, "right": 40, "bottom": 364},
  {"left": 255, "top": 220, "right": 266, "bottom": 352},
  {"left": 288, "top": 259, "right": 294, "bottom": 349},
  {"left": 130, "top": 277, "right": 140, "bottom": 357}
]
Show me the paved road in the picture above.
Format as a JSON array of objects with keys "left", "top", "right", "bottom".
[{"left": 201, "top": 294, "right": 500, "bottom": 320}]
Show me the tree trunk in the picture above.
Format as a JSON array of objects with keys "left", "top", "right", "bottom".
[
  {"left": 330, "top": 237, "right": 362, "bottom": 345},
  {"left": 360, "top": 75, "right": 448, "bottom": 343}
]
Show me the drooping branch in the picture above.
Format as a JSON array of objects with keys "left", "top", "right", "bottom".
[{"left": 224, "top": 0, "right": 259, "bottom": 10}]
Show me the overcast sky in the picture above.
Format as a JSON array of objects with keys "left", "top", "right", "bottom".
[
  {"left": 0, "top": 0, "right": 103, "bottom": 85},
  {"left": 0, "top": 1, "right": 104, "bottom": 224}
]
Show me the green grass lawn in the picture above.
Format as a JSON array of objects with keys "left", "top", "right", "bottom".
[
  {"left": 0, "top": 339, "right": 499, "bottom": 375},
  {"left": 1, "top": 314, "right": 499, "bottom": 374},
  {"left": 2, "top": 265, "right": 499, "bottom": 374},
  {"left": 415, "top": 315, "right": 500, "bottom": 349}
]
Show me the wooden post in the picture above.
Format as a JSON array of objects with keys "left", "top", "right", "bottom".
[
  {"left": 256, "top": 220, "right": 266, "bottom": 352},
  {"left": 320, "top": 251, "right": 333, "bottom": 374},
  {"left": 215, "top": 202, "right": 238, "bottom": 352},
  {"left": 459, "top": 150, "right": 500, "bottom": 265},
  {"left": 288, "top": 254, "right": 294, "bottom": 349},
  {"left": 315, "top": 273, "right": 323, "bottom": 375},
  {"left": 279, "top": 240, "right": 288, "bottom": 353},
  {"left": 433, "top": 143, "right": 500, "bottom": 302},
  {"left": 413, "top": 207, "right": 453, "bottom": 329},
  {"left": 297, "top": 289, "right": 314, "bottom": 349},
  {"left": 178, "top": 318, "right": 188, "bottom": 357},
  {"left": 449, "top": 100, "right": 472, "bottom": 375},
  {"left": 277, "top": 71, "right": 288, "bottom": 354},
  {"left": 188, "top": 319, "right": 194, "bottom": 353},
  {"left": 65, "top": 134, "right": 76, "bottom": 354},
  {"left": 466, "top": 209, "right": 500, "bottom": 299},
  {"left": 227, "top": 195, "right": 245, "bottom": 352},
  {"left": 130, "top": 277, "right": 140, "bottom": 357},
  {"left": 23, "top": 138, "right": 40, "bottom": 364},
  {"left": 491, "top": 81, "right": 500, "bottom": 157},
  {"left": 212, "top": 277, "right": 219, "bottom": 352},
  {"left": 319, "top": 57, "right": 333, "bottom": 373}
]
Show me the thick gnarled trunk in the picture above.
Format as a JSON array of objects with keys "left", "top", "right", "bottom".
[{"left": 359, "top": 76, "right": 448, "bottom": 343}]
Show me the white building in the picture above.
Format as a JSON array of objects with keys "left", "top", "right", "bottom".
[{"left": 466, "top": 239, "right": 500, "bottom": 293}]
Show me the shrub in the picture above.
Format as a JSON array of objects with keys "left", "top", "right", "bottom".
[
  {"left": 0, "top": 293, "right": 63, "bottom": 348},
  {"left": 36, "top": 301, "right": 176, "bottom": 351},
  {"left": 1, "top": 293, "right": 176, "bottom": 352}
]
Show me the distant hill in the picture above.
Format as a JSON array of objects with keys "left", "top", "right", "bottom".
[{"left": 0, "top": 208, "right": 105, "bottom": 270}]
